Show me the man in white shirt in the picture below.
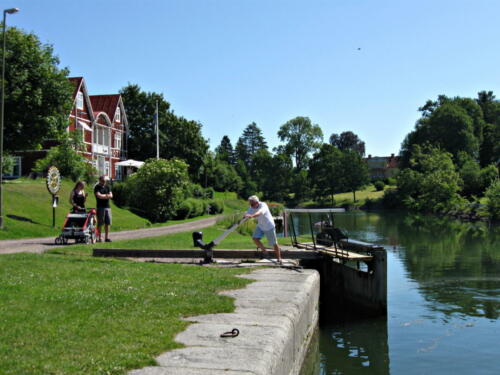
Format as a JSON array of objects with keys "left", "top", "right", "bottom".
[{"left": 244, "top": 195, "right": 282, "bottom": 263}]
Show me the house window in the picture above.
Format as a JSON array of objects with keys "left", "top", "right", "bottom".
[
  {"left": 114, "top": 132, "right": 121, "bottom": 150},
  {"left": 76, "top": 92, "right": 84, "bottom": 110},
  {"left": 104, "top": 161, "right": 110, "bottom": 177},
  {"left": 115, "top": 107, "right": 121, "bottom": 122},
  {"left": 115, "top": 164, "right": 122, "bottom": 181}
]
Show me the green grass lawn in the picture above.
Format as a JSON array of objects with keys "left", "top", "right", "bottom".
[
  {"left": 302, "top": 184, "right": 387, "bottom": 207},
  {"left": 0, "top": 179, "right": 247, "bottom": 241},
  {"left": 0, "top": 253, "right": 251, "bottom": 375}
]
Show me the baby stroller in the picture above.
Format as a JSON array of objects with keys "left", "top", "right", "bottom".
[{"left": 55, "top": 208, "right": 98, "bottom": 245}]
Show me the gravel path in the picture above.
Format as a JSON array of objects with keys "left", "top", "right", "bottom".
[{"left": 0, "top": 216, "right": 221, "bottom": 255}]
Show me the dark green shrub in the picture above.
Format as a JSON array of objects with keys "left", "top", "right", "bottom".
[
  {"left": 126, "top": 158, "right": 190, "bottom": 222},
  {"left": 204, "top": 187, "right": 215, "bottom": 199},
  {"left": 111, "top": 182, "right": 128, "bottom": 207},
  {"left": 175, "top": 200, "right": 193, "bottom": 219},
  {"left": 385, "top": 177, "right": 397, "bottom": 186},
  {"left": 209, "top": 199, "right": 224, "bottom": 214},
  {"left": 374, "top": 180, "right": 385, "bottom": 191},
  {"left": 187, "top": 199, "right": 205, "bottom": 218},
  {"left": 188, "top": 184, "right": 205, "bottom": 198},
  {"left": 382, "top": 188, "right": 402, "bottom": 209}
]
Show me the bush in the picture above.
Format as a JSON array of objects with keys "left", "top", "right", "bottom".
[
  {"left": 208, "top": 199, "right": 224, "bottom": 214},
  {"left": 485, "top": 179, "right": 500, "bottom": 220},
  {"left": 188, "top": 184, "right": 205, "bottom": 199},
  {"left": 111, "top": 182, "right": 128, "bottom": 207},
  {"left": 126, "top": 158, "right": 190, "bottom": 222},
  {"left": 374, "top": 180, "right": 385, "bottom": 191},
  {"left": 268, "top": 203, "right": 284, "bottom": 217},
  {"left": 385, "top": 177, "right": 397, "bottom": 186},
  {"left": 204, "top": 187, "right": 215, "bottom": 199},
  {"left": 175, "top": 200, "right": 193, "bottom": 219},
  {"left": 34, "top": 133, "right": 97, "bottom": 182},
  {"left": 382, "top": 188, "right": 403, "bottom": 209}
]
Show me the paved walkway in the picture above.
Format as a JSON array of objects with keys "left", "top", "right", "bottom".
[{"left": 0, "top": 216, "right": 220, "bottom": 255}]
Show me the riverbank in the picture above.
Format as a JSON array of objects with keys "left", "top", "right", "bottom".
[{"left": 130, "top": 268, "right": 320, "bottom": 375}]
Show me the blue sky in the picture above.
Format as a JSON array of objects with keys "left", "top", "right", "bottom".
[{"left": 7, "top": 0, "right": 500, "bottom": 156}]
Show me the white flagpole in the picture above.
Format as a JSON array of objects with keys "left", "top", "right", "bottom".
[{"left": 155, "top": 100, "right": 159, "bottom": 160}]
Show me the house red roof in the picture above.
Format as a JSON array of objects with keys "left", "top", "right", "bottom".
[
  {"left": 89, "top": 95, "right": 121, "bottom": 121},
  {"left": 68, "top": 77, "right": 83, "bottom": 99}
]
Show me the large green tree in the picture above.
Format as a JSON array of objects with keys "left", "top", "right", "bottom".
[
  {"left": 120, "top": 84, "right": 208, "bottom": 180},
  {"left": 3, "top": 26, "right": 73, "bottom": 150},
  {"left": 397, "top": 145, "right": 464, "bottom": 213},
  {"left": 278, "top": 116, "right": 323, "bottom": 170},
  {"left": 401, "top": 98, "right": 480, "bottom": 167}
]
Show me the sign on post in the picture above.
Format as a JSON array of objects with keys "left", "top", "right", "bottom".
[{"left": 46, "top": 166, "right": 61, "bottom": 227}]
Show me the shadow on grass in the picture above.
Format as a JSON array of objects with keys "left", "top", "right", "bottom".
[{"left": 7, "top": 214, "right": 42, "bottom": 225}]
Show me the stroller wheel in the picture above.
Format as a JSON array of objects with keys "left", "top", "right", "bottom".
[
  {"left": 62, "top": 237, "right": 68, "bottom": 245},
  {"left": 85, "top": 235, "right": 91, "bottom": 244},
  {"left": 55, "top": 237, "right": 62, "bottom": 245}
]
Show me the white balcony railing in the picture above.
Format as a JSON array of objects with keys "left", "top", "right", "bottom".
[{"left": 93, "top": 144, "right": 109, "bottom": 155}]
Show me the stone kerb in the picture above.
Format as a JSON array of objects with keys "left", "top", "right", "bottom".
[{"left": 129, "top": 268, "right": 320, "bottom": 375}]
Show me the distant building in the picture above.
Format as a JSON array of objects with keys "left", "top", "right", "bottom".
[
  {"left": 14, "top": 77, "right": 128, "bottom": 180},
  {"left": 364, "top": 154, "right": 400, "bottom": 180}
]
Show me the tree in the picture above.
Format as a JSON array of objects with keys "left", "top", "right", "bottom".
[
  {"left": 34, "top": 133, "right": 96, "bottom": 182},
  {"left": 401, "top": 100, "right": 479, "bottom": 166},
  {"left": 201, "top": 153, "right": 242, "bottom": 192},
  {"left": 339, "top": 150, "right": 370, "bottom": 202},
  {"left": 161, "top": 112, "right": 209, "bottom": 180},
  {"left": 215, "top": 135, "right": 235, "bottom": 165},
  {"left": 251, "top": 149, "right": 293, "bottom": 202},
  {"left": 2, "top": 26, "right": 73, "bottom": 150},
  {"left": 476, "top": 91, "right": 500, "bottom": 167},
  {"left": 329, "top": 131, "right": 366, "bottom": 156},
  {"left": 234, "top": 122, "right": 267, "bottom": 169},
  {"left": 309, "top": 144, "right": 344, "bottom": 205},
  {"left": 120, "top": 84, "right": 208, "bottom": 179},
  {"left": 119, "top": 84, "right": 169, "bottom": 159},
  {"left": 278, "top": 116, "right": 323, "bottom": 170},
  {"left": 397, "top": 145, "right": 463, "bottom": 213}
]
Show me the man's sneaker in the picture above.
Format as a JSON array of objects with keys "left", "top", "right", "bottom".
[{"left": 105, "top": 239, "right": 112, "bottom": 242}]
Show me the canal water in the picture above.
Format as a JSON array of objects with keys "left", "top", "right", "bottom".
[{"left": 298, "top": 211, "right": 500, "bottom": 375}]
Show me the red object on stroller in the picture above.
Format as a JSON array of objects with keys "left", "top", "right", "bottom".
[{"left": 55, "top": 208, "right": 99, "bottom": 245}]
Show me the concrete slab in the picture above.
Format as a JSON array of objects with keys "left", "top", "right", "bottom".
[{"left": 128, "top": 268, "right": 320, "bottom": 375}]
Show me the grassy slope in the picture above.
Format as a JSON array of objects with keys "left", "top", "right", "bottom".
[
  {"left": 302, "top": 184, "right": 387, "bottom": 207},
  {"left": 0, "top": 253, "right": 250, "bottom": 375},
  {"left": 0, "top": 180, "right": 247, "bottom": 240}
]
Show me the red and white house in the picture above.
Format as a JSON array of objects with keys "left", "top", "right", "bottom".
[
  {"left": 68, "top": 77, "right": 128, "bottom": 180},
  {"left": 15, "top": 77, "right": 128, "bottom": 180}
]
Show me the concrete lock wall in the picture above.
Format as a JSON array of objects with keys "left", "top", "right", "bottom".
[{"left": 129, "top": 268, "right": 320, "bottom": 375}]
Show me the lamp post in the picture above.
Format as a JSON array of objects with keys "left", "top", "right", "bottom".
[{"left": 0, "top": 7, "right": 19, "bottom": 229}]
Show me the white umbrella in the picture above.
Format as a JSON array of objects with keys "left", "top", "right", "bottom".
[{"left": 115, "top": 159, "right": 144, "bottom": 168}]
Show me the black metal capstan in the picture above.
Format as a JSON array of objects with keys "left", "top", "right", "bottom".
[{"left": 192, "top": 231, "right": 216, "bottom": 263}]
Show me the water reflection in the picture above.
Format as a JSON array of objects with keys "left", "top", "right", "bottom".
[
  {"left": 317, "top": 316, "right": 389, "bottom": 375},
  {"left": 333, "top": 212, "right": 500, "bottom": 320},
  {"left": 302, "top": 211, "right": 500, "bottom": 374}
]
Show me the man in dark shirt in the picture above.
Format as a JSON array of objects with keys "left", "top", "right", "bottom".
[{"left": 94, "top": 175, "right": 113, "bottom": 242}]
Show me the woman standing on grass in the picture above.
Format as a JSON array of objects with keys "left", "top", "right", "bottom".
[{"left": 69, "top": 181, "right": 87, "bottom": 212}]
